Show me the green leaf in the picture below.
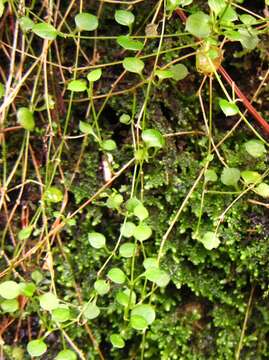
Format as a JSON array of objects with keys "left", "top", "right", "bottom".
[
  {"left": 133, "top": 223, "right": 152, "bottom": 241},
  {"left": 0, "top": 82, "right": 4, "bottom": 98},
  {"left": 185, "top": 12, "right": 211, "bottom": 38},
  {"left": 106, "top": 192, "right": 123, "bottom": 209},
  {"left": 55, "top": 350, "right": 77, "bottom": 360},
  {"left": 119, "top": 113, "right": 131, "bottom": 124},
  {"left": 32, "top": 23, "right": 57, "bottom": 40},
  {"left": 131, "top": 304, "right": 155, "bottom": 325},
  {"left": 110, "top": 334, "right": 125, "bottom": 349},
  {"left": 0, "top": 0, "right": 4, "bottom": 18},
  {"left": 75, "top": 12, "right": 98, "bottom": 31},
  {"left": 19, "top": 282, "right": 36, "bottom": 297},
  {"left": 144, "top": 268, "right": 170, "bottom": 287},
  {"left": 27, "top": 339, "right": 47, "bottom": 357},
  {"left": 1, "top": 299, "right": 19, "bottom": 313},
  {"left": 219, "top": 98, "right": 239, "bottom": 116},
  {"left": 201, "top": 231, "right": 220, "bottom": 250},
  {"left": 240, "top": 14, "right": 256, "bottom": 25},
  {"left": 220, "top": 6, "right": 238, "bottom": 23},
  {"left": 204, "top": 169, "right": 218, "bottom": 183},
  {"left": 133, "top": 204, "right": 149, "bottom": 221},
  {"left": 143, "top": 257, "right": 159, "bottom": 270},
  {"left": 79, "top": 121, "right": 94, "bottom": 135},
  {"left": 141, "top": 129, "right": 165, "bottom": 149},
  {"left": 31, "top": 270, "right": 43, "bottom": 284},
  {"left": 87, "top": 68, "right": 102, "bottom": 82},
  {"left": 83, "top": 302, "right": 100, "bottom": 319},
  {"left": 119, "top": 243, "right": 136, "bottom": 258},
  {"left": 67, "top": 79, "right": 87, "bottom": 92},
  {"left": 123, "top": 57, "right": 144, "bottom": 74},
  {"left": 126, "top": 197, "right": 142, "bottom": 212},
  {"left": 255, "top": 183, "right": 269, "bottom": 198},
  {"left": 101, "top": 139, "right": 117, "bottom": 151},
  {"left": 155, "top": 69, "right": 174, "bottom": 80},
  {"left": 221, "top": 167, "right": 241, "bottom": 187},
  {"left": 241, "top": 171, "right": 262, "bottom": 185},
  {"left": 169, "top": 63, "right": 189, "bottom": 81},
  {"left": 244, "top": 140, "right": 266, "bottom": 158},
  {"left": 17, "top": 107, "right": 35, "bottom": 131},
  {"left": 39, "top": 292, "right": 59, "bottom": 311},
  {"left": 43, "top": 187, "right": 63, "bottom": 203},
  {"left": 117, "top": 35, "right": 144, "bottom": 51},
  {"left": 0, "top": 281, "right": 20, "bottom": 299},
  {"left": 107, "top": 268, "right": 126, "bottom": 284},
  {"left": 94, "top": 280, "right": 110, "bottom": 295},
  {"left": 116, "top": 288, "right": 136, "bottom": 307},
  {"left": 51, "top": 307, "right": 70, "bottom": 322},
  {"left": 88, "top": 232, "right": 106, "bottom": 249},
  {"left": 18, "top": 225, "right": 33, "bottom": 241},
  {"left": 208, "top": 0, "right": 226, "bottom": 15},
  {"left": 120, "top": 221, "right": 136, "bottom": 238},
  {"left": 115, "top": 10, "right": 135, "bottom": 27},
  {"left": 130, "top": 315, "right": 148, "bottom": 330},
  {"left": 19, "top": 16, "right": 34, "bottom": 32},
  {"left": 238, "top": 28, "right": 259, "bottom": 50}
]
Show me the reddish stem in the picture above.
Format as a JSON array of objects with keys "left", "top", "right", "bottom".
[{"left": 175, "top": 8, "right": 269, "bottom": 135}]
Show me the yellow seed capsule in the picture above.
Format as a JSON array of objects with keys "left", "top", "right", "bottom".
[{"left": 196, "top": 44, "right": 223, "bottom": 76}]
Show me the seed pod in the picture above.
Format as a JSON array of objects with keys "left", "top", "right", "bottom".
[{"left": 196, "top": 44, "right": 223, "bottom": 76}]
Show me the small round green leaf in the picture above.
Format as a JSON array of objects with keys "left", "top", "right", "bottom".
[
  {"left": 27, "top": 339, "right": 47, "bottom": 357},
  {"left": 155, "top": 69, "right": 174, "bottom": 80},
  {"left": 107, "top": 268, "right": 126, "bottom": 284},
  {"left": 186, "top": 12, "right": 211, "bottom": 38},
  {"left": 83, "top": 302, "right": 100, "bottom": 319},
  {"left": 115, "top": 10, "right": 135, "bottom": 27},
  {"left": 126, "top": 197, "right": 142, "bottom": 212},
  {"left": 0, "top": 281, "right": 20, "bottom": 299},
  {"left": 133, "top": 204, "right": 149, "bottom": 221},
  {"left": 201, "top": 231, "right": 220, "bottom": 250},
  {"left": 55, "top": 349, "right": 77, "bottom": 360},
  {"left": 119, "top": 242, "right": 136, "bottom": 258},
  {"left": 204, "top": 169, "right": 218, "bottom": 183},
  {"left": 1, "top": 299, "right": 19, "bottom": 313},
  {"left": 255, "top": 183, "right": 269, "bottom": 198},
  {"left": 32, "top": 23, "right": 57, "bottom": 40},
  {"left": 43, "top": 187, "right": 63, "bottom": 203},
  {"left": 94, "top": 280, "right": 110, "bottom": 295},
  {"left": 133, "top": 223, "right": 152, "bottom": 241},
  {"left": 101, "top": 139, "right": 117, "bottom": 151},
  {"left": 51, "top": 307, "right": 70, "bottom": 322},
  {"left": 116, "top": 288, "right": 136, "bottom": 307},
  {"left": 170, "top": 63, "right": 189, "bottom": 81},
  {"left": 123, "top": 57, "right": 144, "bottom": 74},
  {"left": 106, "top": 193, "right": 123, "bottom": 209},
  {"left": 87, "top": 68, "right": 102, "bottom": 82},
  {"left": 241, "top": 171, "right": 262, "bottom": 185},
  {"left": 131, "top": 304, "right": 155, "bottom": 325},
  {"left": 18, "top": 225, "right": 33, "bottom": 241},
  {"left": 221, "top": 167, "right": 241, "bottom": 187},
  {"left": 31, "top": 270, "right": 43, "bottom": 284},
  {"left": 142, "top": 129, "right": 165, "bottom": 149},
  {"left": 19, "top": 16, "right": 34, "bottom": 32},
  {"left": 219, "top": 98, "right": 239, "bottom": 116},
  {"left": 17, "top": 107, "right": 35, "bottom": 131},
  {"left": 244, "top": 140, "right": 266, "bottom": 158},
  {"left": 143, "top": 257, "right": 159, "bottom": 270},
  {"left": 67, "top": 79, "right": 87, "bottom": 92},
  {"left": 39, "top": 292, "right": 59, "bottom": 311},
  {"left": 144, "top": 268, "right": 170, "bottom": 287},
  {"left": 119, "top": 113, "right": 131, "bottom": 124},
  {"left": 79, "top": 121, "right": 94, "bottom": 135},
  {"left": 121, "top": 222, "right": 136, "bottom": 238},
  {"left": 130, "top": 315, "right": 148, "bottom": 330},
  {"left": 75, "top": 12, "right": 98, "bottom": 31},
  {"left": 208, "top": 0, "right": 226, "bottom": 15},
  {"left": 19, "top": 282, "right": 36, "bottom": 297},
  {"left": 117, "top": 35, "right": 144, "bottom": 51},
  {"left": 110, "top": 334, "right": 125, "bottom": 348},
  {"left": 88, "top": 232, "right": 106, "bottom": 249}
]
